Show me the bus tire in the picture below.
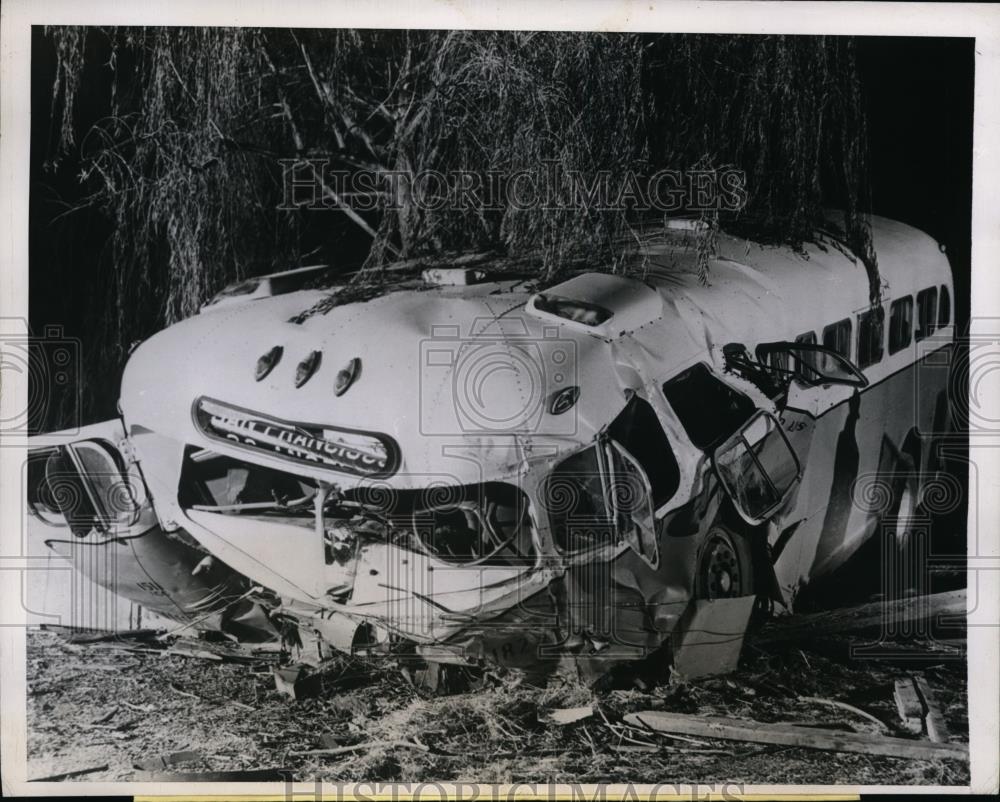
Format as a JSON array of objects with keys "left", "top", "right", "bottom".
[{"left": 695, "top": 524, "right": 756, "bottom": 600}]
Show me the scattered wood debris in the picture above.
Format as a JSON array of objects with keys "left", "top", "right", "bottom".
[
  {"left": 753, "top": 589, "right": 966, "bottom": 645},
  {"left": 539, "top": 705, "right": 595, "bottom": 726},
  {"left": 67, "top": 628, "right": 164, "bottom": 645},
  {"left": 289, "top": 739, "right": 430, "bottom": 757},
  {"left": 167, "top": 642, "right": 225, "bottom": 661},
  {"left": 168, "top": 681, "right": 200, "bottom": 700},
  {"left": 913, "top": 675, "right": 950, "bottom": 743},
  {"left": 25, "top": 588, "right": 971, "bottom": 787},
  {"left": 168, "top": 679, "right": 253, "bottom": 710},
  {"left": 624, "top": 711, "right": 969, "bottom": 762},
  {"left": 894, "top": 675, "right": 952, "bottom": 742},
  {"left": 165, "top": 637, "right": 280, "bottom": 664},
  {"left": 894, "top": 677, "right": 925, "bottom": 734},
  {"left": 133, "top": 749, "right": 203, "bottom": 771},
  {"left": 797, "top": 695, "right": 889, "bottom": 733},
  {"left": 90, "top": 705, "right": 119, "bottom": 725},
  {"left": 133, "top": 768, "right": 294, "bottom": 781}
]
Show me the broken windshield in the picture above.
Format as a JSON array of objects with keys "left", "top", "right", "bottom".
[
  {"left": 544, "top": 438, "right": 657, "bottom": 559},
  {"left": 179, "top": 447, "right": 534, "bottom": 567},
  {"left": 543, "top": 400, "right": 661, "bottom": 565},
  {"left": 544, "top": 444, "right": 613, "bottom": 553}
]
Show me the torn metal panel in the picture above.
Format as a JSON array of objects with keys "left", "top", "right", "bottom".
[
  {"left": 26, "top": 423, "right": 277, "bottom": 642},
  {"left": 670, "top": 596, "right": 756, "bottom": 678},
  {"left": 26, "top": 215, "right": 956, "bottom": 682},
  {"left": 185, "top": 508, "right": 341, "bottom": 601}
]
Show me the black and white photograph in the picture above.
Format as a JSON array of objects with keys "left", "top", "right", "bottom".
[{"left": 1, "top": 0, "right": 998, "bottom": 797}]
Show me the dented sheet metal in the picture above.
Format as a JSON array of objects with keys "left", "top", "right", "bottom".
[
  {"left": 670, "top": 596, "right": 756, "bottom": 678},
  {"left": 26, "top": 215, "right": 955, "bottom": 681}
]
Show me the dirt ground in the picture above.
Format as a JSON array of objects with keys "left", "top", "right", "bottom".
[{"left": 25, "top": 615, "right": 969, "bottom": 787}]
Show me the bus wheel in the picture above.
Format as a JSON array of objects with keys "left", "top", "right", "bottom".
[{"left": 696, "top": 527, "right": 755, "bottom": 599}]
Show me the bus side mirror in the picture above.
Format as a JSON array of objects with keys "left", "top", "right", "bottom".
[
  {"left": 723, "top": 342, "right": 868, "bottom": 395},
  {"left": 712, "top": 411, "right": 801, "bottom": 526}
]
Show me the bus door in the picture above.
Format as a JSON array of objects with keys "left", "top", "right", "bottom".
[
  {"left": 721, "top": 341, "right": 869, "bottom": 593},
  {"left": 723, "top": 340, "right": 867, "bottom": 462}
]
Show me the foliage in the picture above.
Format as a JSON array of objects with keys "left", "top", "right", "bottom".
[
  {"left": 643, "top": 35, "right": 876, "bottom": 273},
  {"left": 41, "top": 27, "right": 879, "bottom": 425}
]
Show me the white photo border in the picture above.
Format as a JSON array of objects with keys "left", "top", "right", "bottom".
[{"left": 1, "top": 0, "right": 997, "bottom": 796}]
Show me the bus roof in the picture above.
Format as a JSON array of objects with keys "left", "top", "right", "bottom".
[{"left": 119, "top": 215, "right": 951, "bottom": 488}]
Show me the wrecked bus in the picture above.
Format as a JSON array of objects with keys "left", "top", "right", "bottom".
[{"left": 26, "top": 214, "right": 956, "bottom": 679}]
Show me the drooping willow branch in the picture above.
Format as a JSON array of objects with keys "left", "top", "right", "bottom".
[{"left": 42, "top": 27, "right": 880, "bottom": 427}]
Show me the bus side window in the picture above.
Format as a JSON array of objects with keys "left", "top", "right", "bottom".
[
  {"left": 856, "top": 305, "right": 885, "bottom": 369},
  {"left": 939, "top": 285, "right": 951, "bottom": 328},
  {"left": 822, "top": 318, "right": 852, "bottom": 358},
  {"left": 889, "top": 296, "right": 913, "bottom": 355},
  {"left": 794, "top": 331, "right": 818, "bottom": 373},
  {"left": 662, "top": 363, "right": 756, "bottom": 451},
  {"left": 916, "top": 286, "right": 938, "bottom": 341},
  {"left": 766, "top": 348, "right": 790, "bottom": 373}
]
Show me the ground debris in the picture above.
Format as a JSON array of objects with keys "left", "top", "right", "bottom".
[
  {"left": 30, "top": 763, "right": 109, "bottom": 782},
  {"left": 133, "top": 749, "right": 203, "bottom": 771},
  {"left": 289, "top": 739, "right": 430, "bottom": 757},
  {"left": 133, "top": 767, "right": 294, "bottom": 781},
  {"left": 796, "top": 695, "right": 889, "bottom": 733},
  {"left": 913, "top": 675, "right": 950, "bottom": 743},
  {"left": 752, "top": 589, "right": 966, "bottom": 645},
  {"left": 894, "top": 678, "right": 925, "bottom": 734},
  {"left": 25, "top": 621, "right": 970, "bottom": 785},
  {"left": 539, "top": 705, "right": 595, "bottom": 726},
  {"left": 90, "top": 706, "right": 119, "bottom": 725},
  {"left": 68, "top": 628, "right": 164, "bottom": 645},
  {"left": 623, "top": 710, "right": 968, "bottom": 762},
  {"left": 893, "top": 675, "right": 952, "bottom": 742},
  {"left": 166, "top": 636, "right": 281, "bottom": 664}
]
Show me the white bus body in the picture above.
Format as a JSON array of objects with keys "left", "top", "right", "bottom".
[{"left": 26, "top": 214, "right": 956, "bottom": 677}]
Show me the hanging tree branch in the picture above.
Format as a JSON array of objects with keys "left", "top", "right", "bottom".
[{"left": 44, "top": 27, "right": 882, "bottom": 427}]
